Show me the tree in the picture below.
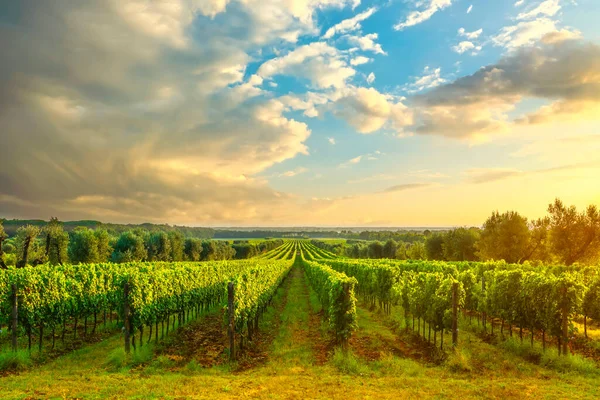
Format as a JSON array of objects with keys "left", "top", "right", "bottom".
[
  {"left": 425, "top": 233, "right": 445, "bottom": 260},
  {"left": 95, "top": 229, "right": 112, "bottom": 262},
  {"left": 368, "top": 241, "right": 384, "bottom": 259},
  {"left": 44, "top": 217, "right": 69, "bottom": 265},
  {"left": 407, "top": 242, "right": 427, "bottom": 260},
  {"left": 69, "top": 227, "right": 99, "bottom": 263},
  {"left": 168, "top": 231, "right": 185, "bottom": 261},
  {"left": 477, "top": 211, "right": 530, "bottom": 263},
  {"left": 111, "top": 231, "right": 147, "bottom": 263},
  {"left": 184, "top": 238, "right": 203, "bottom": 261},
  {"left": 0, "top": 220, "right": 7, "bottom": 269},
  {"left": 443, "top": 228, "right": 480, "bottom": 261},
  {"left": 547, "top": 199, "right": 600, "bottom": 265},
  {"left": 15, "top": 225, "right": 41, "bottom": 268},
  {"left": 383, "top": 239, "right": 397, "bottom": 259},
  {"left": 148, "top": 232, "right": 172, "bottom": 261}
]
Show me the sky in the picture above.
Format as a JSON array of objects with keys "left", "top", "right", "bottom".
[{"left": 1, "top": 0, "right": 599, "bottom": 227}]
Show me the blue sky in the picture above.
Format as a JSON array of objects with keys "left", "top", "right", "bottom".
[{"left": 1, "top": 0, "right": 599, "bottom": 226}]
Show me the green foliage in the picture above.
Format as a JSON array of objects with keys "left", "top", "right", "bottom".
[
  {"left": 15, "top": 225, "right": 42, "bottom": 268},
  {"left": 547, "top": 198, "right": 600, "bottom": 265},
  {"left": 478, "top": 211, "right": 532, "bottom": 263},
  {"left": 69, "top": 227, "right": 99, "bottom": 264},
  {"left": 302, "top": 244, "right": 358, "bottom": 344},
  {"left": 443, "top": 227, "right": 480, "bottom": 261},
  {"left": 425, "top": 233, "right": 445, "bottom": 260},
  {"left": 0, "top": 349, "right": 33, "bottom": 371},
  {"left": 111, "top": 231, "right": 147, "bottom": 262}
]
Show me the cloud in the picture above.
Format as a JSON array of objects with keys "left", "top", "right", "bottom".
[
  {"left": 382, "top": 183, "right": 433, "bottom": 193},
  {"left": 339, "top": 150, "right": 382, "bottom": 167},
  {"left": 335, "top": 87, "right": 393, "bottom": 133},
  {"left": 346, "top": 33, "right": 386, "bottom": 54},
  {"left": 403, "top": 66, "right": 446, "bottom": 93},
  {"left": 350, "top": 56, "right": 372, "bottom": 66},
  {"left": 322, "top": 7, "right": 377, "bottom": 39},
  {"left": 458, "top": 27, "right": 483, "bottom": 39},
  {"left": 278, "top": 167, "right": 309, "bottom": 177},
  {"left": 394, "top": 0, "right": 453, "bottom": 31},
  {"left": 517, "top": 0, "right": 561, "bottom": 20},
  {"left": 492, "top": 17, "right": 579, "bottom": 49},
  {"left": 1, "top": 0, "right": 383, "bottom": 224},
  {"left": 466, "top": 161, "right": 600, "bottom": 184},
  {"left": 328, "top": 137, "right": 336, "bottom": 145},
  {"left": 257, "top": 42, "right": 355, "bottom": 89},
  {"left": 453, "top": 41, "right": 482, "bottom": 55},
  {"left": 366, "top": 72, "right": 376, "bottom": 84},
  {"left": 408, "top": 39, "right": 600, "bottom": 138},
  {"left": 466, "top": 168, "right": 524, "bottom": 184},
  {"left": 467, "top": 5, "right": 473, "bottom": 14},
  {"left": 515, "top": 0, "right": 525, "bottom": 6}
]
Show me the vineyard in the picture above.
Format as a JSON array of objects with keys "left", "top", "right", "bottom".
[{"left": 1, "top": 240, "right": 600, "bottom": 398}]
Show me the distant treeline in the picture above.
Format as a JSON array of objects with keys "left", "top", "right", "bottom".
[
  {"left": 313, "top": 199, "right": 600, "bottom": 266},
  {"left": 0, "top": 218, "right": 283, "bottom": 268},
  {"left": 1, "top": 219, "right": 214, "bottom": 239}
]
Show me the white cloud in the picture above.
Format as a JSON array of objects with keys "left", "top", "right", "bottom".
[
  {"left": 453, "top": 41, "right": 482, "bottom": 55},
  {"left": 328, "top": 137, "right": 336, "bottom": 145},
  {"left": 515, "top": 0, "right": 526, "bottom": 6},
  {"left": 257, "top": 42, "right": 355, "bottom": 89},
  {"left": 517, "top": 0, "right": 561, "bottom": 20},
  {"left": 458, "top": 27, "right": 483, "bottom": 39},
  {"left": 467, "top": 5, "right": 473, "bottom": 14},
  {"left": 403, "top": 66, "right": 446, "bottom": 93},
  {"left": 492, "top": 18, "right": 576, "bottom": 49},
  {"left": 322, "top": 7, "right": 377, "bottom": 39},
  {"left": 350, "top": 56, "right": 372, "bottom": 66},
  {"left": 394, "top": 0, "right": 453, "bottom": 31},
  {"left": 346, "top": 33, "right": 386, "bottom": 54},
  {"left": 367, "top": 72, "right": 376, "bottom": 84}
]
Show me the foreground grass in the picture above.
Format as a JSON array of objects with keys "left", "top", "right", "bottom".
[{"left": 2, "top": 266, "right": 600, "bottom": 399}]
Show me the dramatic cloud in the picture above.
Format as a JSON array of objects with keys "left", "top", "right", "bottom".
[
  {"left": 322, "top": 7, "right": 377, "bottom": 39},
  {"left": 394, "top": 0, "right": 453, "bottom": 31},
  {"left": 406, "top": 39, "right": 600, "bottom": 138}
]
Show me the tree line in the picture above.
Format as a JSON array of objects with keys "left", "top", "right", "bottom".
[
  {"left": 313, "top": 199, "right": 600, "bottom": 266},
  {"left": 0, "top": 219, "right": 282, "bottom": 268}
]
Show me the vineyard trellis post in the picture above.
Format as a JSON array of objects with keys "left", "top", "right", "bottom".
[
  {"left": 11, "top": 284, "right": 18, "bottom": 352},
  {"left": 124, "top": 282, "right": 131, "bottom": 354},
  {"left": 228, "top": 282, "right": 235, "bottom": 361},
  {"left": 452, "top": 282, "right": 458, "bottom": 347}
]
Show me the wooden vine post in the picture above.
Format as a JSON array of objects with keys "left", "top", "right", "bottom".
[
  {"left": 341, "top": 282, "right": 351, "bottom": 351},
  {"left": 11, "top": 284, "right": 18, "bottom": 352},
  {"left": 451, "top": 281, "right": 458, "bottom": 347},
  {"left": 124, "top": 282, "right": 131, "bottom": 354},
  {"left": 228, "top": 282, "right": 235, "bottom": 361}
]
